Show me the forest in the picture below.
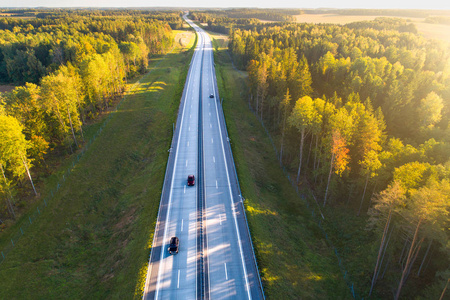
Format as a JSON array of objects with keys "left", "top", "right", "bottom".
[
  {"left": 0, "top": 6, "right": 448, "bottom": 299},
  {"left": 0, "top": 10, "right": 176, "bottom": 224},
  {"left": 191, "top": 11, "right": 450, "bottom": 299}
]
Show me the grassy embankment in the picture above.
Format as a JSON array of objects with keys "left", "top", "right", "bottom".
[
  {"left": 0, "top": 29, "right": 196, "bottom": 298},
  {"left": 209, "top": 31, "right": 351, "bottom": 299}
]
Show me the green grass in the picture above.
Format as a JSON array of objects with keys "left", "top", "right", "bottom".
[
  {"left": 211, "top": 34, "right": 352, "bottom": 299},
  {"left": 0, "top": 30, "right": 196, "bottom": 299}
]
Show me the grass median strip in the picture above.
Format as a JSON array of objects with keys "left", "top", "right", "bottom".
[{"left": 0, "top": 30, "right": 195, "bottom": 299}]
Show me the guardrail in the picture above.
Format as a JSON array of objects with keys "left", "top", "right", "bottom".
[
  {"left": 142, "top": 28, "right": 200, "bottom": 299},
  {"left": 210, "top": 50, "right": 266, "bottom": 298}
]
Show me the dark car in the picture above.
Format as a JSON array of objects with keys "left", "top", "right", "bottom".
[
  {"left": 168, "top": 236, "right": 179, "bottom": 254},
  {"left": 187, "top": 174, "right": 195, "bottom": 186},
  {"left": 209, "top": 94, "right": 214, "bottom": 98}
]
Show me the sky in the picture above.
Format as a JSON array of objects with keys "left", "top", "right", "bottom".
[{"left": 1, "top": 0, "right": 449, "bottom": 10}]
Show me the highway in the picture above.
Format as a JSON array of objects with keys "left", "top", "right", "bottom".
[{"left": 143, "top": 15, "right": 264, "bottom": 300}]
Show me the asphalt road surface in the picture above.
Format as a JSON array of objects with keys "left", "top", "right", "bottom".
[{"left": 143, "top": 15, "right": 264, "bottom": 300}]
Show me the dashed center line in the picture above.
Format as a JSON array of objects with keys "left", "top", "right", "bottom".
[
  {"left": 187, "top": 141, "right": 189, "bottom": 147},
  {"left": 224, "top": 263, "right": 228, "bottom": 280},
  {"left": 216, "top": 180, "right": 218, "bottom": 189},
  {"left": 213, "top": 156, "right": 215, "bottom": 163},
  {"left": 210, "top": 123, "right": 212, "bottom": 128},
  {"left": 181, "top": 219, "right": 184, "bottom": 231},
  {"left": 211, "top": 138, "right": 214, "bottom": 144},
  {"left": 184, "top": 185, "right": 186, "bottom": 194},
  {"left": 177, "top": 270, "right": 181, "bottom": 288}
]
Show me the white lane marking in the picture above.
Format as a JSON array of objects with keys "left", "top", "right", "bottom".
[
  {"left": 190, "top": 114, "right": 191, "bottom": 119},
  {"left": 216, "top": 180, "right": 218, "bottom": 189},
  {"left": 213, "top": 156, "right": 215, "bottom": 163},
  {"left": 186, "top": 160, "right": 188, "bottom": 167},
  {"left": 181, "top": 219, "right": 184, "bottom": 231},
  {"left": 189, "top": 126, "right": 190, "bottom": 131},
  {"left": 153, "top": 26, "right": 196, "bottom": 298},
  {"left": 210, "top": 123, "right": 212, "bottom": 128},
  {"left": 184, "top": 185, "right": 186, "bottom": 194},
  {"left": 177, "top": 270, "right": 180, "bottom": 288},
  {"left": 187, "top": 141, "right": 189, "bottom": 147},
  {"left": 211, "top": 138, "right": 213, "bottom": 144},
  {"left": 219, "top": 214, "right": 222, "bottom": 225},
  {"left": 209, "top": 112, "right": 211, "bottom": 116},
  {"left": 211, "top": 51, "right": 252, "bottom": 299},
  {"left": 224, "top": 263, "right": 228, "bottom": 280},
  {"left": 208, "top": 102, "right": 210, "bottom": 107}
]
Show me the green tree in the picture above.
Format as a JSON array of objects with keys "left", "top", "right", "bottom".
[
  {"left": 395, "top": 181, "right": 450, "bottom": 300},
  {"left": 323, "top": 107, "right": 353, "bottom": 206},
  {"left": 40, "top": 71, "right": 82, "bottom": 148},
  {"left": 368, "top": 181, "right": 406, "bottom": 295},
  {"left": 418, "top": 91, "right": 444, "bottom": 129},
  {"left": 0, "top": 115, "right": 36, "bottom": 196},
  {"left": 288, "top": 95, "right": 322, "bottom": 183},
  {"left": 279, "top": 89, "right": 291, "bottom": 165},
  {"left": 5, "top": 83, "right": 49, "bottom": 163}
]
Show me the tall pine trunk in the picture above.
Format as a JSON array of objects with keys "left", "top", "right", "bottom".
[
  {"left": 370, "top": 210, "right": 392, "bottom": 295},
  {"left": 256, "top": 89, "right": 260, "bottom": 116},
  {"left": 260, "top": 94, "right": 264, "bottom": 120},
  {"left": 405, "top": 239, "right": 424, "bottom": 280},
  {"left": 358, "top": 172, "right": 370, "bottom": 216},
  {"left": 280, "top": 125, "right": 285, "bottom": 166},
  {"left": 313, "top": 135, "right": 319, "bottom": 171},
  {"left": 1, "top": 163, "right": 15, "bottom": 219},
  {"left": 417, "top": 240, "right": 432, "bottom": 276},
  {"left": 323, "top": 152, "right": 335, "bottom": 207},
  {"left": 22, "top": 156, "right": 37, "bottom": 196},
  {"left": 306, "top": 135, "right": 314, "bottom": 168},
  {"left": 395, "top": 219, "right": 422, "bottom": 300},
  {"left": 376, "top": 227, "right": 393, "bottom": 281},
  {"left": 296, "top": 128, "right": 305, "bottom": 184},
  {"left": 439, "top": 279, "right": 449, "bottom": 300},
  {"left": 67, "top": 104, "right": 78, "bottom": 148}
]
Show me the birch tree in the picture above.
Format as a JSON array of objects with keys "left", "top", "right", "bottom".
[
  {"left": 0, "top": 115, "right": 37, "bottom": 196},
  {"left": 279, "top": 89, "right": 291, "bottom": 165},
  {"left": 323, "top": 107, "right": 353, "bottom": 206},
  {"left": 288, "top": 95, "right": 321, "bottom": 183},
  {"left": 40, "top": 71, "right": 82, "bottom": 148}
]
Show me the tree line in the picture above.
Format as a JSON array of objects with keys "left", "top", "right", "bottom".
[
  {"left": 0, "top": 10, "right": 177, "bottom": 225},
  {"left": 209, "top": 14, "right": 448, "bottom": 299},
  {"left": 194, "top": 8, "right": 300, "bottom": 22}
]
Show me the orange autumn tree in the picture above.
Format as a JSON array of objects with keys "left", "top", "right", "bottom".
[
  {"left": 323, "top": 106, "right": 353, "bottom": 207},
  {"left": 323, "top": 129, "right": 350, "bottom": 206}
]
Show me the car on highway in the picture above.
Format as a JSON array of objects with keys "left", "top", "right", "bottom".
[
  {"left": 209, "top": 94, "right": 214, "bottom": 98},
  {"left": 187, "top": 174, "right": 195, "bottom": 186},
  {"left": 168, "top": 236, "right": 179, "bottom": 254}
]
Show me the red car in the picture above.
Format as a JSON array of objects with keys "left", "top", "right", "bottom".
[{"left": 187, "top": 174, "right": 195, "bottom": 186}]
